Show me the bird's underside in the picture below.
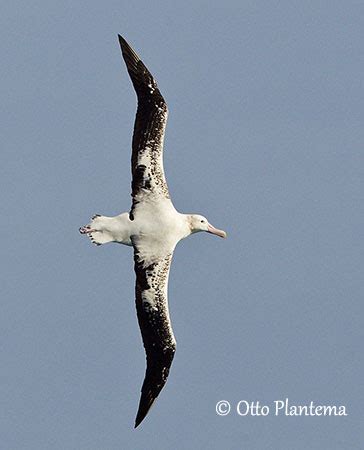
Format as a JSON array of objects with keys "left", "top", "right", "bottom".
[
  {"left": 79, "top": 35, "right": 226, "bottom": 428},
  {"left": 81, "top": 35, "right": 176, "bottom": 427},
  {"left": 119, "top": 34, "right": 178, "bottom": 428}
]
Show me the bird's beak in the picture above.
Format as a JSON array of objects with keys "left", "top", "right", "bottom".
[{"left": 207, "top": 223, "right": 227, "bottom": 238}]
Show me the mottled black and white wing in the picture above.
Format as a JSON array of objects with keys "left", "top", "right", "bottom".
[
  {"left": 132, "top": 240, "right": 176, "bottom": 428},
  {"left": 118, "top": 35, "right": 170, "bottom": 220}
]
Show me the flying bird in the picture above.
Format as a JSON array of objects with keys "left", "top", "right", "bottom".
[{"left": 80, "top": 35, "right": 226, "bottom": 428}]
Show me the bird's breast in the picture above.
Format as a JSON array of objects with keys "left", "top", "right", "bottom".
[{"left": 133, "top": 198, "right": 187, "bottom": 244}]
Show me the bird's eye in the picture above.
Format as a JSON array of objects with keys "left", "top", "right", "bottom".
[{"left": 200, "top": 220, "right": 205, "bottom": 223}]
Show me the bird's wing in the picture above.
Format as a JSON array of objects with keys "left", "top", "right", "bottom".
[
  {"left": 132, "top": 237, "right": 176, "bottom": 428},
  {"left": 118, "top": 35, "right": 170, "bottom": 220}
]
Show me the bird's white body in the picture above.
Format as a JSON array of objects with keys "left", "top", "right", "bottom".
[{"left": 84, "top": 200, "right": 192, "bottom": 266}]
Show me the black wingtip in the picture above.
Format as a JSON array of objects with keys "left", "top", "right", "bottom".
[
  {"left": 134, "top": 394, "right": 156, "bottom": 428},
  {"left": 117, "top": 34, "right": 128, "bottom": 54},
  {"left": 117, "top": 34, "right": 126, "bottom": 46},
  {"left": 117, "top": 34, "right": 140, "bottom": 60},
  {"left": 116, "top": 33, "right": 164, "bottom": 103},
  {"left": 134, "top": 411, "right": 144, "bottom": 429},
  {"left": 134, "top": 417, "right": 142, "bottom": 429}
]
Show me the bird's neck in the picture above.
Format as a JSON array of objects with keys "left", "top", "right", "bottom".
[{"left": 179, "top": 214, "right": 194, "bottom": 239}]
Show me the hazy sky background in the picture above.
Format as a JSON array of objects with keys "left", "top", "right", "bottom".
[{"left": 1, "top": 1, "right": 363, "bottom": 449}]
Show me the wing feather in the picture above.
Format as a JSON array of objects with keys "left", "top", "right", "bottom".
[
  {"left": 132, "top": 243, "right": 176, "bottom": 428},
  {"left": 118, "top": 35, "right": 170, "bottom": 220}
]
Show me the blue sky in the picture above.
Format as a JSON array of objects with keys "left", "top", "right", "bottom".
[{"left": 1, "top": 1, "right": 363, "bottom": 448}]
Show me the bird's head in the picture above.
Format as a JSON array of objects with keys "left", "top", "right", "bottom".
[{"left": 188, "top": 214, "right": 227, "bottom": 238}]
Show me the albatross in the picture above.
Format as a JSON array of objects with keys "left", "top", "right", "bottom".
[{"left": 80, "top": 35, "right": 226, "bottom": 428}]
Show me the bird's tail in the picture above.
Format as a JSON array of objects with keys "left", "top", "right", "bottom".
[{"left": 79, "top": 215, "right": 116, "bottom": 246}]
